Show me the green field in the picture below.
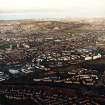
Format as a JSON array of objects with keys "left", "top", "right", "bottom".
[{"left": 63, "top": 29, "right": 94, "bottom": 34}]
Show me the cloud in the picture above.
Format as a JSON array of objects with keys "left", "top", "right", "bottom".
[{"left": 0, "top": 0, "right": 105, "bottom": 17}]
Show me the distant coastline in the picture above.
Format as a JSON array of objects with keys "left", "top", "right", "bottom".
[{"left": 0, "top": 12, "right": 105, "bottom": 21}]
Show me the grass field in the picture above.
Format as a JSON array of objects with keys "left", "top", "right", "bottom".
[{"left": 63, "top": 28, "right": 94, "bottom": 34}]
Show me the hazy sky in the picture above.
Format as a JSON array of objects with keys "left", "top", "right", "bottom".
[{"left": 0, "top": 0, "right": 105, "bottom": 17}]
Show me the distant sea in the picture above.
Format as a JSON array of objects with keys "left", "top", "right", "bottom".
[{"left": 0, "top": 12, "right": 66, "bottom": 20}]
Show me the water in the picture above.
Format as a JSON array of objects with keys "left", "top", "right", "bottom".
[{"left": 0, "top": 12, "right": 66, "bottom": 20}]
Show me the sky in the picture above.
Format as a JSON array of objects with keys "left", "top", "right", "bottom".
[{"left": 0, "top": 0, "right": 105, "bottom": 18}]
